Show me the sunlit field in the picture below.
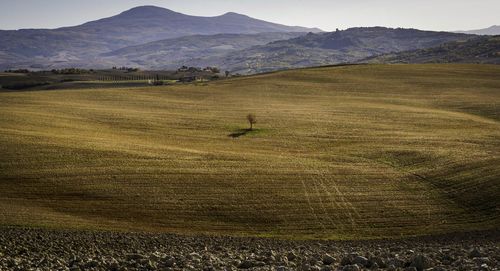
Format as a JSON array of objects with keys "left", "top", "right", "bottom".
[{"left": 1, "top": 64, "right": 499, "bottom": 239}]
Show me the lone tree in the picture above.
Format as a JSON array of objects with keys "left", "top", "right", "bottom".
[{"left": 247, "top": 114, "right": 257, "bottom": 130}]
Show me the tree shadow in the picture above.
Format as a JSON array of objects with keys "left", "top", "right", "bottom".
[{"left": 228, "top": 128, "right": 253, "bottom": 138}]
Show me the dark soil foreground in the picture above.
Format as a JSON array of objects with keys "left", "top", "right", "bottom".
[{"left": 0, "top": 228, "right": 498, "bottom": 271}]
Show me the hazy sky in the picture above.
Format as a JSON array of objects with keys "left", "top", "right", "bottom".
[{"left": 0, "top": 0, "right": 498, "bottom": 31}]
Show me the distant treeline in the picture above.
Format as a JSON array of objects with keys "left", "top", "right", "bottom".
[
  {"left": 112, "top": 67, "right": 140, "bottom": 72},
  {"left": 98, "top": 74, "right": 173, "bottom": 81},
  {"left": 4, "top": 69, "right": 31, "bottom": 73},
  {"left": 4, "top": 68, "right": 95, "bottom": 74},
  {"left": 51, "top": 68, "right": 95, "bottom": 74},
  {"left": 177, "top": 66, "right": 221, "bottom": 73},
  {"left": 5, "top": 66, "right": 223, "bottom": 75}
]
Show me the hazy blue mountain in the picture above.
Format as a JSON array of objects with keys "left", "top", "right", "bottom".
[
  {"left": 362, "top": 36, "right": 500, "bottom": 64},
  {"left": 1, "top": 11, "right": 481, "bottom": 74},
  {"left": 101, "top": 32, "right": 306, "bottom": 69},
  {"left": 0, "top": 6, "right": 321, "bottom": 70},
  {"left": 181, "top": 27, "right": 473, "bottom": 74},
  {"left": 85, "top": 27, "right": 474, "bottom": 73},
  {"left": 71, "top": 6, "right": 321, "bottom": 44},
  {"left": 456, "top": 25, "right": 500, "bottom": 35}
]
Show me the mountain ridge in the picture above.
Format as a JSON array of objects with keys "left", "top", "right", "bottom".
[
  {"left": 456, "top": 25, "right": 500, "bottom": 35},
  {"left": 1, "top": 7, "right": 491, "bottom": 73},
  {"left": 100, "top": 32, "right": 307, "bottom": 69},
  {"left": 0, "top": 26, "right": 475, "bottom": 73},
  {"left": 0, "top": 5, "right": 321, "bottom": 70},
  {"left": 176, "top": 27, "right": 473, "bottom": 74},
  {"left": 362, "top": 35, "right": 500, "bottom": 64}
]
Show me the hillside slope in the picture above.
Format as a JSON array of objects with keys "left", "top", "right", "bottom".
[
  {"left": 457, "top": 25, "right": 500, "bottom": 35},
  {"left": 183, "top": 27, "right": 472, "bottom": 74},
  {"left": 101, "top": 32, "right": 306, "bottom": 69},
  {"left": 0, "top": 64, "right": 499, "bottom": 239},
  {"left": 0, "top": 6, "right": 320, "bottom": 70},
  {"left": 363, "top": 36, "right": 500, "bottom": 64},
  {"left": 73, "top": 6, "right": 320, "bottom": 43}
]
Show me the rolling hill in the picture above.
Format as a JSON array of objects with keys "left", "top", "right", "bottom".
[
  {"left": 363, "top": 35, "right": 500, "bottom": 64},
  {"left": 0, "top": 10, "right": 479, "bottom": 73},
  {"left": 0, "top": 6, "right": 320, "bottom": 70},
  {"left": 176, "top": 27, "right": 473, "bottom": 74},
  {"left": 101, "top": 32, "right": 307, "bottom": 70},
  {"left": 1, "top": 64, "right": 499, "bottom": 239},
  {"left": 457, "top": 25, "right": 500, "bottom": 35},
  {"left": 72, "top": 6, "right": 320, "bottom": 43}
]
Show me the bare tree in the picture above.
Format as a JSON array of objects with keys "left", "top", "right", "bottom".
[{"left": 247, "top": 114, "right": 256, "bottom": 130}]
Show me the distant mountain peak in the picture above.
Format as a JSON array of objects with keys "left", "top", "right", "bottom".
[
  {"left": 455, "top": 25, "right": 500, "bottom": 35},
  {"left": 117, "top": 5, "right": 181, "bottom": 18},
  {"left": 220, "top": 12, "right": 249, "bottom": 18},
  {"left": 0, "top": 5, "right": 323, "bottom": 70}
]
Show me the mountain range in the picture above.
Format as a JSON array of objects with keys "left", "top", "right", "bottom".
[
  {"left": 100, "top": 32, "right": 307, "bottom": 69},
  {"left": 1, "top": 6, "right": 498, "bottom": 73},
  {"left": 183, "top": 27, "right": 471, "bottom": 74},
  {"left": 363, "top": 35, "right": 500, "bottom": 64},
  {"left": 0, "top": 6, "right": 319, "bottom": 70},
  {"left": 456, "top": 25, "right": 500, "bottom": 35}
]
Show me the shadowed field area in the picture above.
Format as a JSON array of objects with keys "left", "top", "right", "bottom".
[{"left": 0, "top": 64, "right": 499, "bottom": 239}]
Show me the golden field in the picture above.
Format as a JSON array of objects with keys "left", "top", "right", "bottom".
[{"left": 0, "top": 64, "right": 499, "bottom": 239}]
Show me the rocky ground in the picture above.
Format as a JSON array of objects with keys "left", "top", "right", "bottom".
[{"left": 0, "top": 227, "right": 498, "bottom": 271}]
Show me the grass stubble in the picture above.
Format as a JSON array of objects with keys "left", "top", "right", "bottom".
[{"left": 0, "top": 64, "right": 499, "bottom": 240}]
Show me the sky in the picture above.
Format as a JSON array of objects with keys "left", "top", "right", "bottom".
[{"left": 0, "top": 0, "right": 498, "bottom": 32}]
